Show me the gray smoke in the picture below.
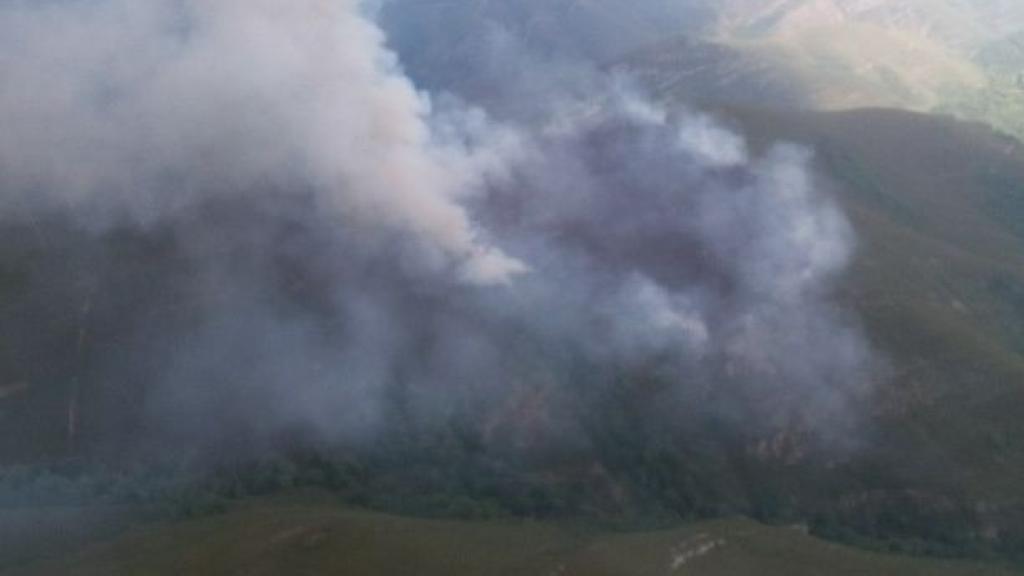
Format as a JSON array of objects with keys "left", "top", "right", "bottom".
[
  {"left": 0, "top": 0, "right": 525, "bottom": 284},
  {"left": 0, "top": 0, "right": 873, "bottom": 456}
]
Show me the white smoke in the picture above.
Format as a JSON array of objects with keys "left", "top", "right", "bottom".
[
  {"left": 468, "top": 89, "right": 871, "bottom": 440},
  {"left": 0, "top": 0, "right": 524, "bottom": 284},
  {"left": 0, "top": 0, "right": 874, "bottom": 454}
]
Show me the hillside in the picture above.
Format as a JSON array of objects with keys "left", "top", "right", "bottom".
[
  {"left": 3, "top": 1, "right": 1024, "bottom": 569},
  {"left": 3, "top": 103, "right": 1024, "bottom": 562},
  {"left": 726, "top": 107, "right": 1024, "bottom": 502},
  {"left": 712, "top": 0, "right": 1024, "bottom": 49},
  {"left": 2, "top": 497, "right": 1019, "bottom": 576},
  {"left": 380, "top": 0, "right": 1024, "bottom": 140},
  {"left": 611, "top": 0, "right": 1024, "bottom": 141}
]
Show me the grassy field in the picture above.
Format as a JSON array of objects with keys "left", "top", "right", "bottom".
[{"left": 1, "top": 495, "right": 1020, "bottom": 576}]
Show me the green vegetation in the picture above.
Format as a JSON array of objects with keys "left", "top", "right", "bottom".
[
  {"left": 3, "top": 3, "right": 1023, "bottom": 574},
  {"left": 5, "top": 105, "right": 1024, "bottom": 569},
  {"left": 2, "top": 495, "right": 1020, "bottom": 576},
  {"left": 5, "top": 36, "right": 1024, "bottom": 571}
]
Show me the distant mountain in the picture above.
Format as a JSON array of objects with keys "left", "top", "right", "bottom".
[
  {"left": 713, "top": 0, "right": 1024, "bottom": 49},
  {"left": 380, "top": 0, "right": 1024, "bottom": 141},
  {"left": 697, "top": 0, "right": 1024, "bottom": 138},
  {"left": 610, "top": 37, "right": 812, "bottom": 110}
]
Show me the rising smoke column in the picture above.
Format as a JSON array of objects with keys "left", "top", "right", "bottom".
[
  {"left": 0, "top": 0, "right": 873, "bottom": 456},
  {"left": 0, "top": 0, "right": 524, "bottom": 284}
]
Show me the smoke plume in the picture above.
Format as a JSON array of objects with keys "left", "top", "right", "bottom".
[
  {"left": 0, "top": 0, "right": 524, "bottom": 283},
  {"left": 0, "top": 0, "right": 872, "bottom": 459}
]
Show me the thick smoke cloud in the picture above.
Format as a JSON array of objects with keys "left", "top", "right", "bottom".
[
  {"left": 0, "top": 0, "right": 524, "bottom": 284},
  {"left": 476, "top": 93, "right": 870, "bottom": 444},
  {"left": 0, "top": 0, "right": 872, "bottom": 457}
]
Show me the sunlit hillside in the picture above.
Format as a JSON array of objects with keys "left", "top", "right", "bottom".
[{"left": 617, "top": 0, "right": 1024, "bottom": 140}]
